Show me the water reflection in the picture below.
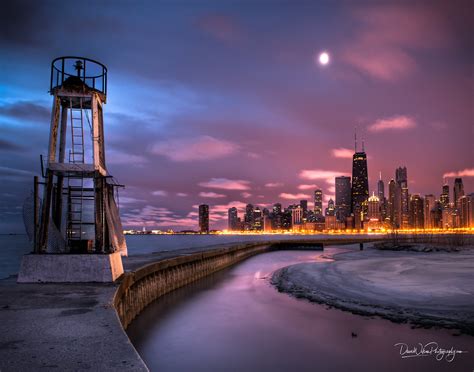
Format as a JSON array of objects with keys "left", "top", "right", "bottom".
[{"left": 127, "top": 247, "right": 474, "bottom": 372}]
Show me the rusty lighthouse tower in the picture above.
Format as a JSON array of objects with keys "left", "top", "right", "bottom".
[{"left": 19, "top": 57, "right": 126, "bottom": 282}]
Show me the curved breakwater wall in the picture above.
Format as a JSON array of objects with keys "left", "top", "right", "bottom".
[
  {"left": 114, "top": 242, "right": 273, "bottom": 328},
  {"left": 113, "top": 237, "right": 387, "bottom": 329}
]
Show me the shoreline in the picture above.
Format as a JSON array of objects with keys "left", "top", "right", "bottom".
[{"left": 271, "top": 247, "right": 474, "bottom": 335}]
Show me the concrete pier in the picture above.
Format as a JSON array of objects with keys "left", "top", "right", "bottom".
[{"left": 17, "top": 252, "right": 124, "bottom": 283}]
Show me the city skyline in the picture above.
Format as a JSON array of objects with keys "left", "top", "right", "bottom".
[{"left": 1, "top": 0, "right": 473, "bottom": 232}]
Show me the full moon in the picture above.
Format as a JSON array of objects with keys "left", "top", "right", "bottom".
[{"left": 319, "top": 52, "right": 330, "bottom": 65}]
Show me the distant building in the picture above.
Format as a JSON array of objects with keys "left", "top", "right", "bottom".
[
  {"left": 409, "top": 194, "right": 424, "bottom": 229},
  {"left": 314, "top": 189, "right": 323, "bottom": 216},
  {"left": 253, "top": 207, "right": 263, "bottom": 230},
  {"left": 272, "top": 203, "right": 282, "bottom": 230},
  {"left": 244, "top": 204, "right": 254, "bottom": 231},
  {"left": 377, "top": 172, "right": 385, "bottom": 200},
  {"left": 367, "top": 192, "right": 381, "bottom": 221},
  {"left": 351, "top": 151, "right": 369, "bottom": 217},
  {"left": 335, "top": 176, "right": 351, "bottom": 222},
  {"left": 366, "top": 192, "right": 382, "bottom": 231},
  {"left": 325, "top": 215, "right": 337, "bottom": 230},
  {"left": 388, "top": 179, "right": 402, "bottom": 228},
  {"left": 453, "top": 178, "right": 464, "bottom": 209},
  {"left": 459, "top": 194, "right": 473, "bottom": 228},
  {"left": 440, "top": 182, "right": 450, "bottom": 208},
  {"left": 377, "top": 172, "right": 387, "bottom": 221},
  {"left": 300, "top": 199, "right": 308, "bottom": 219},
  {"left": 353, "top": 204, "right": 363, "bottom": 230},
  {"left": 228, "top": 207, "right": 238, "bottom": 231},
  {"left": 442, "top": 207, "right": 453, "bottom": 229},
  {"left": 198, "top": 204, "right": 209, "bottom": 233},
  {"left": 424, "top": 195, "right": 436, "bottom": 229},
  {"left": 325, "top": 198, "right": 335, "bottom": 217},
  {"left": 430, "top": 201, "right": 443, "bottom": 229},
  {"left": 273, "top": 203, "right": 282, "bottom": 214},
  {"left": 396, "top": 166, "right": 409, "bottom": 229},
  {"left": 292, "top": 205, "right": 303, "bottom": 227}
]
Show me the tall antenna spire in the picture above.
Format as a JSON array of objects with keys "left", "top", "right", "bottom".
[
  {"left": 362, "top": 132, "right": 365, "bottom": 152},
  {"left": 379, "top": 171, "right": 382, "bottom": 181},
  {"left": 354, "top": 127, "right": 357, "bottom": 152}
]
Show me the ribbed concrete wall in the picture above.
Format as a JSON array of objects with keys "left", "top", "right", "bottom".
[{"left": 114, "top": 242, "right": 271, "bottom": 328}]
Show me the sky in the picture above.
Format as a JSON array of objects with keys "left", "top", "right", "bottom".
[{"left": 0, "top": 0, "right": 473, "bottom": 232}]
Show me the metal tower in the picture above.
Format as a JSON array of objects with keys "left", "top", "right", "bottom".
[{"left": 35, "top": 56, "right": 126, "bottom": 255}]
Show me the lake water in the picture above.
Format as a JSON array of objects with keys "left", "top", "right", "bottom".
[
  {"left": 126, "top": 247, "right": 474, "bottom": 372},
  {"left": 0, "top": 233, "right": 333, "bottom": 279}
]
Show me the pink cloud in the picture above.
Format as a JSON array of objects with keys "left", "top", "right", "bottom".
[
  {"left": 176, "top": 192, "right": 188, "bottom": 197},
  {"left": 343, "top": 46, "right": 416, "bottom": 81},
  {"left": 443, "top": 168, "right": 474, "bottom": 178},
  {"left": 299, "top": 169, "right": 349, "bottom": 185},
  {"left": 199, "top": 177, "right": 251, "bottom": 190},
  {"left": 241, "top": 192, "right": 252, "bottom": 198},
  {"left": 342, "top": 5, "right": 449, "bottom": 81},
  {"left": 331, "top": 148, "right": 354, "bottom": 159},
  {"left": 279, "top": 192, "right": 311, "bottom": 200},
  {"left": 368, "top": 115, "right": 416, "bottom": 132},
  {"left": 298, "top": 184, "right": 318, "bottom": 190},
  {"left": 199, "top": 191, "right": 226, "bottom": 198},
  {"left": 151, "top": 135, "right": 239, "bottom": 161},
  {"left": 151, "top": 190, "right": 168, "bottom": 196},
  {"left": 265, "top": 182, "right": 283, "bottom": 188},
  {"left": 247, "top": 152, "right": 261, "bottom": 159}
]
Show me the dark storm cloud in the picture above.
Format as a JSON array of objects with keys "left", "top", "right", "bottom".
[
  {"left": 0, "top": 0, "right": 48, "bottom": 47},
  {"left": 0, "top": 101, "right": 50, "bottom": 123},
  {"left": 0, "top": 139, "right": 25, "bottom": 152}
]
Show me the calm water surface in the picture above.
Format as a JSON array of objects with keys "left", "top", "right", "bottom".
[
  {"left": 0, "top": 234, "right": 348, "bottom": 278},
  {"left": 127, "top": 247, "right": 474, "bottom": 372}
]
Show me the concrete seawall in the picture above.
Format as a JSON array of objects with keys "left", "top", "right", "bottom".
[{"left": 115, "top": 241, "right": 312, "bottom": 328}]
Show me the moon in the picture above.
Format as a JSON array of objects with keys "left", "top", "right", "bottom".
[{"left": 318, "top": 52, "right": 330, "bottom": 65}]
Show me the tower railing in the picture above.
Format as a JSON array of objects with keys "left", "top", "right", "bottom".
[{"left": 50, "top": 56, "right": 107, "bottom": 97}]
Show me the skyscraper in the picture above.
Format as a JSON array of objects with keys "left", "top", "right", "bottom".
[
  {"left": 314, "top": 189, "right": 323, "bottom": 216},
  {"left": 453, "top": 178, "right": 464, "bottom": 209},
  {"left": 377, "top": 172, "right": 385, "bottom": 200},
  {"left": 291, "top": 205, "right": 303, "bottom": 227},
  {"left": 440, "top": 182, "right": 450, "bottom": 208},
  {"left": 335, "top": 176, "right": 351, "bottom": 221},
  {"left": 351, "top": 144, "right": 369, "bottom": 216},
  {"left": 244, "top": 204, "right": 254, "bottom": 231},
  {"left": 424, "top": 194, "right": 435, "bottom": 229},
  {"left": 253, "top": 207, "right": 263, "bottom": 230},
  {"left": 367, "top": 192, "right": 381, "bottom": 221},
  {"left": 325, "top": 199, "right": 335, "bottom": 216},
  {"left": 377, "top": 172, "right": 387, "bottom": 221},
  {"left": 409, "top": 194, "right": 424, "bottom": 229},
  {"left": 396, "top": 166, "right": 409, "bottom": 228},
  {"left": 198, "top": 204, "right": 209, "bottom": 233},
  {"left": 459, "top": 194, "right": 473, "bottom": 228},
  {"left": 300, "top": 199, "right": 308, "bottom": 219},
  {"left": 228, "top": 207, "right": 238, "bottom": 231},
  {"left": 388, "top": 179, "right": 402, "bottom": 228}
]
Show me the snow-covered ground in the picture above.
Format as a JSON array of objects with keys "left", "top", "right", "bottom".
[{"left": 272, "top": 245, "right": 474, "bottom": 334}]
